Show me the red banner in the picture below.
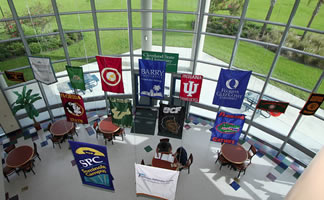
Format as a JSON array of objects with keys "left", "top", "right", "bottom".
[
  {"left": 300, "top": 93, "right": 324, "bottom": 115},
  {"left": 96, "top": 56, "right": 124, "bottom": 93},
  {"left": 60, "top": 93, "right": 88, "bottom": 124},
  {"left": 180, "top": 74, "right": 203, "bottom": 102}
]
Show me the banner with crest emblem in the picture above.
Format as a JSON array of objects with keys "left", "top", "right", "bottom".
[
  {"left": 28, "top": 56, "right": 57, "bottom": 85},
  {"left": 180, "top": 74, "right": 203, "bottom": 102},
  {"left": 109, "top": 98, "right": 133, "bottom": 127},
  {"left": 66, "top": 66, "right": 85, "bottom": 90},
  {"left": 96, "top": 56, "right": 124, "bottom": 93},
  {"left": 60, "top": 93, "right": 88, "bottom": 124},
  {"left": 210, "top": 112, "right": 245, "bottom": 145},
  {"left": 69, "top": 141, "right": 115, "bottom": 191},
  {"left": 158, "top": 103, "right": 185, "bottom": 139}
]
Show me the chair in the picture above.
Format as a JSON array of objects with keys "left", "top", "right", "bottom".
[
  {"left": 20, "top": 160, "right": 36, "bottom": 178},
  {"left": 215, "top": 151, "right": 230, "bottom": 170},
  {"left": 247, "top": 145, "right": 257, "bottom": 164},
  {"left": 182, "top": 153, "right": 193, "bottom": 174},
  {"left": 4, "top": 144, "right": 16, "bottom": 154},
  {"left": 231, "top": 162, "right": 251, "bottom": 178},
  {"left": 47, "top": 122, "right": 52, "bottom": 132},
  {"left": 113, "top": 128, "right": 125, "bottom": 141},
  {"left": 50, "top": 134, "right": 64, "bottom": 149},
  {"left": 141, "top": 159, "right": 145, "bottom": 165},
  {"left": 93, "top": 121, "right": 103, "bottom": 138},
  {"left": 3, "top": 166, "right": 19, "bottom": 182},
  {"left": 160, "top": 138, "right": 169, "bottom": 143},
  {"left": 32, "top": 142, "right": 41, "bottom": 161},
  {"left": 103, "top": 133, "right": 114, "bottom": 145}
]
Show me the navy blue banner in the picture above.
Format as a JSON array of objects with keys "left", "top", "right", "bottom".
[
  {"left": 210, "top": 112, "right": 245, "bottom": 145},
  {"left": 69, "top": 141, "right": 114, "bottom": 190},
  {"left": 139, "top": 59, "right": 166, "bottom": 99},
  {"left": 213, "top": 69, "right": 252, "bottom": 109}
]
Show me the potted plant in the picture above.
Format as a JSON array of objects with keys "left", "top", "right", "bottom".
[{"left": 12, "top": 85, "right": 42, "bottom": 130}]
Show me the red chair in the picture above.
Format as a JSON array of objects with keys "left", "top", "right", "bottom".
[
  {"left": 3, "top": 166, "right": 19, "bottom": 182},
  {"left": 215, "top": 151, "right": 230, "bottom": 170},
  {"left": 113, "top": 128, "right": 125, "bottom": 141},
  {"left": 4, "top": 144, "right": 16, "bottom": 154}
]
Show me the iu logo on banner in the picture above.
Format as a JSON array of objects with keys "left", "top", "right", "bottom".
[
  {"left": 180, "top": 74, "right": 203, "bottom": 102},
  {"left": 60, "top": 93, "right": 88, "bottom": 124},
  {"left": 96, "top": 56, "right": 124, "bottom": 93}
]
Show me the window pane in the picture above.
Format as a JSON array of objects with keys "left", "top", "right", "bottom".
[
  {"left": 168, "top": 0, "right": 198, "bottom": 12},
  {"left": 14, "top": 0, "right": 54, "bottom": 17},
  {"left": 131, "top": 1, "right": 163, "bottom": 10},
  {"left": 61, "top": 14, "right": 94, "bottom": 30},
  {"left": 292, "top": 0, "right": 324, "bottom": 29},
  {"left": 100, "top": 30, "right": 129, "bottom": 55},
  {"left": 95, "top": 0, "right": 127, "bottom": 10},
  {"left": 21, "top": 16, "right": 57, "bottom": 36},
  {"left": 248, "top": 126, "right": 283, "bottom": 149},
  {"left": 132, "top": 12, "right": 163, "bottom": 29},
  {"left": 167, "top": 13, "right": 195, "bottom": 30},
  {"left": 283, "top": 143, "right": 311, "bottom": 166},
  {"left": 66, "top": 32, "right": 97, "bottom": 59},
  {"left": 56, "top": 0, "right": 91, "bottom": 12},
  {"left": 97, "top": 12, "right": 128, "bottom": 28},
  {"left": 166, "top": 32, "right": 193, "bottom": 59}
]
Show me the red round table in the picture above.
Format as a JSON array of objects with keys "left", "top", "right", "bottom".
[
  {"left": 99, "top": 118, "right": 120, "bottom": 134},
  {"left": 221, "top": 144, "right": 247, "bottom": 164},
  {"left": 152, "top": 156, "right": 178, "bottom": 170},
  {"left": 6, "top": 146, "right": 34, "bottom": 168},
  {"left": 50, "top": 119, "right": 74, "bottom": 136}
]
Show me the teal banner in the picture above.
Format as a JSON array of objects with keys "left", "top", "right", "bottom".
[{"left": 142, "top": 50, "right": 179, "bottom": 73}]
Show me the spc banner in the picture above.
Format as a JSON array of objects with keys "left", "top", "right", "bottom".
[
  {"left": 256, "top": 100, "right": 289, "bottom": 113},
  {"left": 139, "top": 59, "right": 166, "bottom": 99},
  {"left": 158, "top": 104, "right": 185, "bottom": 139},
  {"left": 69, "top": 141, "right": 115, "bottom": 191},
  {"left": 135, "top": 163, "right": 179, "bottom": 200},
  {"left": 142, "top": 50, "right": 179, "bottom": 73},
  {"left": 108, "top": 98, "right": 133, "bottom": 127},
  {"left": 179, "top": 74, "right": 203, "bottom": 102},
  {"left": 213, "top": 69, "right": 252, "bottom": 109},
  {"left": 96, "top": 56, "right": 124, "bottom": 93},
  {"left": 60, "top": 93, "right": 88, "bottom": 124},
  {"left": 300, "top": 93, "right": 324, "bottom": 115},
  {"left": 28, "top": 56, "right": 57, "bottom": 85},
  {"left": 210, "top": 112, "right": 245, "bottom": 145},
  {"left": 66, "top": 66, "right": 85, "bottom": 90},
  {"left": 4, "top": 71, "right": 25, "bottom": 82}
]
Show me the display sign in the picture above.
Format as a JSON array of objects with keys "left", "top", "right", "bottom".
[
  {"left": 210, "top": 112, "right": 245, "bottom": 145},
  {"left": 179, "top": 74, "right": 203, "bottom": 102},
  {"left": 135, "top": 164, "right": 179, "bottom": 200},
  {"left": 109, "top": 98, "right": 133, "bottom": 127},
  {"left": 4, "top": 71, "right": 25, "bottom": 82},
  {"left": 139, "top": 59, "right": 166, "bottom": 99},
  {"left": 60, "top": 93, "right": 88, "bottom": 124},
  {"left": 213, "top": 69, "right": 251, "bottom": 109},
  {"left": 66, "top": 66, "right": 85, "bottom": 90},
  {"left": 300, "top": 93, "right": 324, "bottom": 115},
  {"left": 256, "top": 100, "right": 289, "bottom": 113},
  {"left": 142, "top": 50, "right": 179, "bottom": 73},
  {"left": 69, "top": 141, "right": 115, "bottom": 191},
  {"left": 96, "top": 56, "right": 124, "bottom": 93},
  {"left": 28, "top": 56, "right": 57, "bottom": 85}
]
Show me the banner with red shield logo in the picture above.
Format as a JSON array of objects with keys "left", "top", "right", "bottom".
[
  {"left": 60, "top": 93, "right": 88, "bottom": 124},
  {"left": 96, "top": 56, "right": 124, "bottom": 93},
  {"left": 180, "top": 74, "right": 203, "bottom": 102}
]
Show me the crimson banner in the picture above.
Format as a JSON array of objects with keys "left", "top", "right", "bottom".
[
  {"left": 180, "top": 74, "right": 203, "bottom": 102},
  {"left": 300, "top": 93, "right": 324, "bottom": 115},
  {"left": 96, "top": 56, "right": 124, "bottom": 93},
  {"left": 60, "top": 93, "right": 88, "bottom": 124}
]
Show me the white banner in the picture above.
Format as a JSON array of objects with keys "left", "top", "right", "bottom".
[
  {"left": 135, "top": 163, "right": 179, "bottom": 200},
  {"left": 28, "top": 56, "right": 57, "bottom": 85}
]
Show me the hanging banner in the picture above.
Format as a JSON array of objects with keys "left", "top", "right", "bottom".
[
  {"left": 28, "top": 56, "right": 57, "bottom": 85},
  {"left": 69, "top": 141, "right": 115, "bottom": 191},
  {"left": 135, "top": 164, "right": 179, "bottom": 200},
  {"left": 142, "top": 50, "right": 179, "bottom": 73},
  {"left": 179, "top": 74, "right": 203, "bottom": 102},
  {"left": 256, "top": 100, "right": 289, "bottom": 113},
  {"left": 158, "top": 104, "right": 185, "bottom": 139},
  {"left": 300, "top": 93, "right": 324, "bottom": 115},
  {"left": 4, "top": 71, "right": 25, "bottom": 82},
  {"left": 139, "top": 59, "right": 166, "bottom": 99},
  {"left": 66, "top": 66, "right": 86, "bottom": 90},
  {"left": 96, "top": 56, "right": 124, "bottom": 93},
  {"left": 60, "top": 93, "right": 88, "bottom": 124},
  {"left": 210, "top": 112, "right": 245, "bottom": 145},
  {"left": 213, "top": 69, "right": 252, "bottom": 109},
  {"left": 108, "top": 98, "right": 133, "bottom": 127}
]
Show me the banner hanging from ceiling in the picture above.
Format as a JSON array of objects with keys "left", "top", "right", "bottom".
[
  {"left": 213, "top": 69, "right": 251, "bottom": 109},
  {"left": 108, "top": 98, "right": 133, "bottom": 127},
  {"left": 210, "top": 112, "right": 245, "bottom": 145},
  {"left": 28, "top": 56, "right": 57, "bottom": 85},
  {"left": 256, "top": 100, "right": 289, "bottom": 113},
  {"left": 96, "top": 56, "right": 124, "bottom": 93},
  {"left": 139, "top": 59, "right": 166, "bottom": 99},
  {"left": 66, "top": 66, "right": 86, "bottom": 90},
  {"left": 158, "top": 103, "right": 185, "bottom": 139},
  {"left": 142, "top": 50, "right": 179, "bottom": 73},
  {"left": 4, "top": 71, "right": 26, "bottom": 82},
  {"left": 69, "top": 141, "right": 115, "bottom": 191},
  {"left": 60, "top": 93, "right": 88, "bottom": 124},
  {"left": 135, "top": 163, "right": 179, "bottom": 200},
  {"left": 179, "top": 74, "right": 203, "bottom": 102},
  {"left": 300, "top": 93, "right": 324, "bottom": 115}
]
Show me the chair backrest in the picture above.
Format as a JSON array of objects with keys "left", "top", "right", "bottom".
[
  {"left": 4, "top": 144, "right": 16, "bottom": 154},
  {"left": 141, "top": 159, "right": 145, "bottom": 165},
  {"left": 21, "top": 160, "right": 33, "bottom": 171},
  {"left": 47, "top": 123, "right": 52, "bottom": 131},
  {"left": 160, "top": 138, "right": 169, "bottom": 143},
  {"left": 93, "top": 121, "right": 98, "bottom": 130},
  {"left": 33, "top": 142, "right": 37, "bottom": 153},
  {"left": 185, "top": 153, "right": 193, "bottom": 167},
  {"left": 248, "top": 145, "right": 257, "bottom": 160}
]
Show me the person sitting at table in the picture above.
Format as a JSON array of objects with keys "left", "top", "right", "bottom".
[
  {"left": 175, "top": 146, "right": 188, "bottom": 168},
  {"left": 157, "top": 140, "right": 172, "bottom": 153}
]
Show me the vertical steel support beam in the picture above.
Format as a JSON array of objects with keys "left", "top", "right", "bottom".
[
  {"left": 8, "top": 0, "right": 54, "bottom": 122},
  {"left": 90, "top": 0, "right": 102, "bottom": 55},
  {"left": 244, "top": 0, "right": 301, "bottom": 140},
  {"left": 162, "top": 0, "right": 168, "bottom": 53},
  {"left": 127, "top": 0, "right": 137, "bottom": 110}
]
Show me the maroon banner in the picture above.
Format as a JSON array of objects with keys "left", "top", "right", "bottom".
[
  {"left": 96, "top": 56, "right": 124, "bottom": 93},
  {"left": 256, "top": 100, "right": 289, "bottom": 113},
  {"left": 60, "top": 93, "right": 88, "bottom": 124},
  {"left": 5, "top": 71, "right": 25, "bottom": 82},
  {"left": 179, "top": 74, "right": 203, "bottom": 102},
  {"left": 300, "top": 93, "right": 324, "bottom": 115}
]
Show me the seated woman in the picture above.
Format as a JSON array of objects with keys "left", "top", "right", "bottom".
[
  {"left": 157, "top": 140, "right": 172, "bottom": 153},
  {"left": 175, "top": 147, "right": 188, "bottom": 167}
]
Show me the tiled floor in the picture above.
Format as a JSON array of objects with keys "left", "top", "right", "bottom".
[{"left": 3, "top": 120, "right": 299, "bottom": 200}]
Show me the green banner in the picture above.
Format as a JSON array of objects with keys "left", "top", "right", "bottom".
[
  {"left": 142, "top": 51, "right": 179, "bottom": 73},
  {"left": 66, "top": 66, "right": 85, "bottom": 90},
  {"left": 109, "top": 98, "right": 133, "bottom": 127}
]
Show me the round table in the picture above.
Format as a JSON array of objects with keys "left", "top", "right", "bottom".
[
  {"left": 221, "top": 144, "right": 247, "bottom": 164},
  {"left": 50, "top": 119, "right": 74, "bottom": 136},
  {"left": 6, "top": 146, "right": 34, "bottom": 168},
  {"left": 99, "top": 118, "right": 120, "bottom": 134}
]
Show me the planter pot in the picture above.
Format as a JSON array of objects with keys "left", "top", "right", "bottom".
[{"left": 33, "top": 122, "right": 42, "bottom": 131}]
